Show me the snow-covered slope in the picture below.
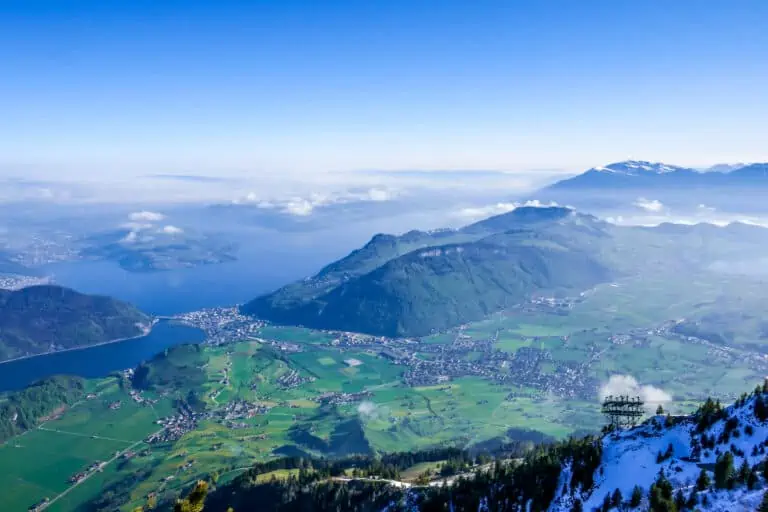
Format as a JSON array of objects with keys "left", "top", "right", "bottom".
[
  {"left": 591, "top": 161, "right": 695, "bottom": 176},
  {"left": 550, "top": 392, "right": 768, "bottom": 511},
  {"left": 542, "top": 160, "right": 768, "bottom": 195}
]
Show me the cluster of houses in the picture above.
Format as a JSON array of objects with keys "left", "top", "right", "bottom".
[
  {"left": 147, "top": 413, "right": 198, "bottom": 444},
  {"left": 0, "top": 273, "right": 50, "bottom": 291},
  {"left": 216, "top": 399, "right": 269, "bottom": 421},
  {"left": 315, "top": 391, "right": 372, "bottom": 406},
  {"left": 268, "top": 340, "right": 303, "bottom": 352},
  {"left": 147, "top": 399, "right": 272, "bottom": 444},
  {"left": 129, "top": 389, "right": 158, "bottom": 405},
  {"left": 28, "top": 497, "right": 50, "bottom": 512},
  {"left": 276, "top": 369, "right": 314, "bottom": 389},
  {"left": 174, "top": 307, "right": 264, "bottom": 345},
  {"left": 330, "top": 332, "right": 393, "bottom": 347},
  {"left": 515, "top": 295, "right": 580, "bottom": 315},
  {"left": 68, "top": 461, "right": 105, "bottom": 484}
]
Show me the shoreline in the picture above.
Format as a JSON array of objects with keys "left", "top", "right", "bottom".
[{"left": 0, "top": 318, "right": 160, "bottom": 366}]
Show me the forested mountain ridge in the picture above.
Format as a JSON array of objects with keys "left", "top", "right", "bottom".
[
  {"left": 242, "top": 206, "right": 768, "bottom": 337},
  {"left": 0, "top": 285, "right": 151, "bottom": 361},
  {"left": 164, "top": 383, "right": 768, "bottom": 511}
]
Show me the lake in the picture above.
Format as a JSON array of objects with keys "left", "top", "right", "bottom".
[
  {"left": 39, "top": 233, "right": 359, "bottom": 316},
  {"left": 0, "top": 322, "right": 205, "bottom": 392},
  {"left": 2, "top": 226, "right": 379, "bottom": 391}
]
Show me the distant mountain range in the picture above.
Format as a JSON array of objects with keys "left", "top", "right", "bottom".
[
  {"left": 544, "top": 160, "right": 768, "bottom": 192},
  {"left": 533, "top": 160, "right": 768, "bottom": 213},
  {"left": 0, "top": 285, "right": 152, "bottom": 361},
  {"left": 242, "top": 206, "right": 768, "bottom": 337}
]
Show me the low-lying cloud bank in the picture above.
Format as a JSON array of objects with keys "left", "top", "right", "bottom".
[
  {"left": 233, "top": 187, "right": 400, "bottom": 216},
  {"left": 633, "top": 197, "right": 665, "bottom": 213},
  {"left": 129, "top": 211, "right": 165, "bottom": 222},
  {"left": 605, "top": 202, "right": 768, "bottom": 228},
  {"left": 599, "top": 374, "right": 672, "bottom": 413},
  {"left": 453, "top": 199, "right": 564, "bottom": 222},
  {"left": 119, "top": 212, "right": 184, "bottom": 243}
]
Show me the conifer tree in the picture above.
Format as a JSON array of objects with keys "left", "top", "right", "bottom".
[
  {"left": 611, "top": 488, "right": 622, "bottom": 508},
  {"left": 629, "top": 485, "right": 643, "bottom": 507},
  {"left": 756, "top": 395, "right": 768, "bottom": 421},
  {"left": 686, "top": 490, "right": 698, "bottom": 509},
  {"left": 714, "top": 452, "right": 735, "bottom": 489},
  {"left": 761, "top": 490, "right": 768, "bottom": 512},
  {"left": 749, "top": 467, "right": 759, "bottom": 490},
  {"left": 601, "top": 493, "right": 612, "bottom": 512},
  {"left": 649, "top": 471, "right": 676, "bottom": 512},
  {"left": 674, "top": 489, "right": 685, "bottom": 511},
  {"left": 696, "top": 469, "right": 710, "bottom": 490},
  {"left": 738, "top": 459, "right": 751, "bottom": 484}
]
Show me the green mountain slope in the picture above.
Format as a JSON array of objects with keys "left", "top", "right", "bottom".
[
  {"left": 243, "top": 207, "right": 768, "bottom": 337},
  {"left": 243, "top": 208, "right": 616, "bottom": 336},
  {"left": 0, "top": 285, "right": 152, "bottom": 361}
]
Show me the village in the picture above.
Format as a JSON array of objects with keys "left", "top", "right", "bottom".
[
  {"left": 276, "top": 369, "right": 315, "bottom": 389},
  {"left": 146, "top": 399, "right": 271, "bottom": 444},
  {"left": 0, "top": 273, "right": 51, "bottom": 291},
  {"left": 315, "top": 391, "right": 373, "bottom": 406},
  {"left": 173, "top": 307, "right": 265, "bottom": 345}
]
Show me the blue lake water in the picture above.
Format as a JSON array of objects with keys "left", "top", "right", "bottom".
[
  {"left": 38, "top": 232, "right": 362, "bottom": 315},
  {"left": 0, "top": 228, "right": 374, "bottom": 392},
  {"left": 41, "top": 251, "right": 299, "bottom": 316},
  {"left": 0, "top": 322, "right": 205, "bottom": 392}
]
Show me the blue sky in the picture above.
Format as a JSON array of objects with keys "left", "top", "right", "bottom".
[{"left": 1, "top": 0, "right": 767, "bottom": 180}]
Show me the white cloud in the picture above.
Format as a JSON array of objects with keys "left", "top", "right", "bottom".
[
  {"left": 234, "top": 187, "right": 400, "bottom": 216},
  {"left": 120, "top": 221, "right": 153, "bottom": 231},
  {"left": 357, "top": 400, "right": 388, "bottom": 421},
  {"left": 599, "top": 374, "right": 672, "bottom": 413},
  {"left": 633, "top": 197, "right": 665, "bottom": 213},
  {"left": 283, "top": 198, "right": 315, "bottom": 216},
  {"left": 120, "top": 231, "right": 138, "bottom": 243},
  {"left": 455, "top": 202, "right": 518, "bottom": 220},
  {"left": 120, "top": 214, "right": 182, "bottom": 243},
  {"left": 161, "top": 225, "right": 184, "bottom": 234},
  {"left": 129, "top": 211, "right": 165, "bottom": 222},
  {"left": 362, "top": 188, "right": 394, "bottom": 202},
  {"left": 453, "top": 199, "right": 562, "bottom": 222}
]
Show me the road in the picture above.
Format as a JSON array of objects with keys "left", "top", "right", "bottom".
[{"left": 39, "top": 427, "right": 164, "bottom": 511}]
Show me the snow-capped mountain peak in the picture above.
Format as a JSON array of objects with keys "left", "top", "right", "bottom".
[{"left": 591, "top": 160, "right": 693, "bottom": 176}]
